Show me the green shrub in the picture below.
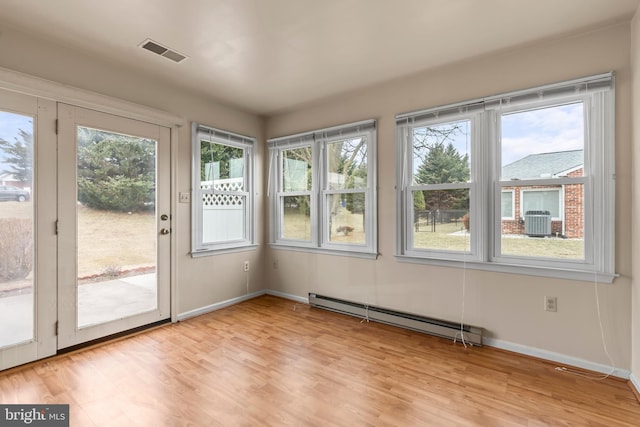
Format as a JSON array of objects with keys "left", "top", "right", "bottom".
[
  {"left": 0, "top": 218, "right": 33, "bottom": 281},
  {"left": 78, "top": 176, "right": 153, "bottom": 212}
]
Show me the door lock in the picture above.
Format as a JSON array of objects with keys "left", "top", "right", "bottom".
[{"left": 160, "top": 214, "right": 169, "bottom": 221}]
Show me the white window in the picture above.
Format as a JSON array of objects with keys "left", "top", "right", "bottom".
[
  {"left": 191, "top": 123, "right": 256, "bottom": 255},
  {"left": 268, "top": 120, "right": 377, "bottom": 257},
  {"left": 501, "top": 190, "right": 515, "bottom": 219},
  {"left": 520, "top": 188, "right": 561, "bottom": 219},
  {"left": 396, "top": 73, "right": 615, "bottom": 281},
  {"left": 401, "top": 116, "right": 477, "bottom": 262}
]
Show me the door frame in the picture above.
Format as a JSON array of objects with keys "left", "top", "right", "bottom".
[
  {"left": 0, "top": 90, "right": 57, "bottom": 370},
  {"left": 0, "top": 68, "right": 181, "bottom": 368},
  {"left": 57, "top": 104, "right": 172, "bottom": 348}
]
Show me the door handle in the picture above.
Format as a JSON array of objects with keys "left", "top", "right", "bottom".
[{"left": 160, "top": 228, "right": 171, "bottom": 235}]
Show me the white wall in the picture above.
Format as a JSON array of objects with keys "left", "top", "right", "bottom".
[
  {"left": 631, "top": 5, "right": 640, "bottom": 384},
  {"left": 0, "top": 24, "right": 266, "bottom": 315},
  {"left": 266, "top": 23, "right": 634, "bottom": 371}
]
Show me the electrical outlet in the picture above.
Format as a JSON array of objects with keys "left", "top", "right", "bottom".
[
  {"left": 544, "top": 296, "right": 557, "bottom": 312},
  {"left": 179, "top": 192, "right": 190, "bottom": 203},
  {"left": 243, "top": 261, "right": 250, "bottom": 272}
]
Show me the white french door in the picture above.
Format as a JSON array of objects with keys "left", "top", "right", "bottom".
[
  {"left": 57, "top": 105, "right": 171, "bottom": 349},
  {"left": 0, "top": 90, "right": 57, "bottom": 370}
]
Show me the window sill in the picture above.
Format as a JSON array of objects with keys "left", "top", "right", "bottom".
[
  {"left": 270, "top": 244, "right": 378, "bottom": 260},
  {"left": 191, "top": 244, "right": 258, "bottom": 258},
  {"left": 395, "top": 254, "right": 617, "bottom": 283}
]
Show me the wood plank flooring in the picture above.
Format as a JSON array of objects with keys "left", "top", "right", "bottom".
[{"left": 1, "top": 295, "right": 639, "bottom": 426}]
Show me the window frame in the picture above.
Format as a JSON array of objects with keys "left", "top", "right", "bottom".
[
  {"left": 519, "top": 188, "right": 563, "bottom": 220},
  {"left": 191, "top": 122, "right": 257, "bottom": 256},
  {"left": 395, "top": 73, "right": 616, "bottom": 282},
  {"left": 399, "top": 114, "right": 480, "bottom": 262},
  {"left": 268, "top": 120, "right": 377, "bottom": 258},
  {"left": 501, "top": 189, "right": 515, "bottom": 220}
]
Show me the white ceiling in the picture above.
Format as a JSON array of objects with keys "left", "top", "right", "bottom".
[{"left": 0, "top": 0, "right": 637, "bottom": 115}]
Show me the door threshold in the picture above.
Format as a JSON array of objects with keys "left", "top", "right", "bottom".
[{"left": 57, "top": 319, "right": 171, "bottom": 355}]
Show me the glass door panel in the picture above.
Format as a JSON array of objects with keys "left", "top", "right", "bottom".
[
  {"left": 0, "top": 111, "right": 34, "bottom": 348},
  {"left": 0, "top": 90, "right": 57, "bottom": 371},
  {"left": 76, "top": 127, "right": 158, "bottom": 328},
  {"left": 57, "top": 104, "right": 170, "bottom": 349}
]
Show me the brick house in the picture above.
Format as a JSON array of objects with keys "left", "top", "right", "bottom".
[
  {"left": 501, "top": 150, "right": 584, "bottom": 238},
  {"left": 0, "top": 173, "right": 28, "bottom": 189}
]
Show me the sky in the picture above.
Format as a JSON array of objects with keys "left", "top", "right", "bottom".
[
  {"left": 0, "top": 111, "right": 34, "bottom": 172},
  {"left": 501, "top": 102, "right": 583, "bottom": 166},
  {"left": 411, "top": 101, "right": 584, "bottom": 176}
]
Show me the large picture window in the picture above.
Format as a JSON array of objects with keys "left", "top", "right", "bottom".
[
  {"left": 268, "top": 120, "right": 377, "bottom": 257},
  {"left": 396, "top": 73, "right": 615, "bottom": 281},
  {"left": 191, "top": 123, "right": 256, "bottom": 255}
]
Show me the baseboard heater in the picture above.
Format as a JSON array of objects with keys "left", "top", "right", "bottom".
[{"left": 308, "top": 293, "right": 483, "bottom": 346}]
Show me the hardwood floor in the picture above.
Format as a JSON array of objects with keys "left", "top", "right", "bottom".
[{"left": 1, "top": 295, "right": 639, "bottom": 426}]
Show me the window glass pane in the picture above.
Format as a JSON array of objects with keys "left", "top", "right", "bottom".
[
  {"left": 412, "top": 120, "right": 471, "bottom": 185},
  {"left": 202, "top": 193, "right": 245, "bottom": 243},
  {"left": 282, "top": 195, "right": 311, "bottom": 241},
  {"left": 501, "top": 184, "right": 584, "bottom": 260},
  {"left": 76, "top": 127, "right": 158, "bottom": 327},
  {"left": 412, "top": 189, "right": 469, "bottom": 251},
  {"left": 502, "top": 103, "right": 584, "bottom": 180},
  {"left": 0, "top": 111, "right": 34, "bottom": 348},
  {"left": 283, "top": 147, "right": 311, "bottom": 192},
  {"left": 522, "top": 189, "right": 560, "bottom": 218},
  {"left": 199, "top": 141, "right": 246, "bottom": 244},
  {"left": 501, "top": 191, "right": 513, "bottom": 218},
  {"left": 328, "top": 193, "right": 366, "bottom": 244},
  {"left": 201, "top": 141, "right": 244, "bottom": 191},
  {"left": 327, "top": 137, "right": 367, "bottom": 190}
]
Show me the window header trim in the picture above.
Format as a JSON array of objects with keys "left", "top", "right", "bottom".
[
  {"left": 193, "top": 122, "right": 256, "bottom": 146},
  {"left": 268, "top": 119, "right": 376, "bottom": 147},
  {"left": 396, "top": 72, "right": 614, "bottom": 124}
]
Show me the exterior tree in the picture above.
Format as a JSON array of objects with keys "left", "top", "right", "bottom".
[
  {"left": 77, "top": 128, "right": 156, "bottom": 212},
  {"left": 200, "top": 141, "right": 243, "bottom": 181},
  {"left": 0, "top": 129, "right": 33, "bottom": 185},
  {"left": 329, "top": 138, "right": 367, "bottom": 215},
  {"left": 415, "top": 141, "right": 470, "bottom": 212},
  {"left": 283, "top": 146, "right": 312, "bottom": 216}
]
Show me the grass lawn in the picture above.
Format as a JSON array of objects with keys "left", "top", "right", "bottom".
[
  {"left": 0, "top": 201, "right": 155, "bottom": 279},
  {"left": 76, "top": 204, "right": 156, "bottom": 278},
  {"left": 414, "top": 220, "right": 584, "bottom": 259},
  {"left": 284, "top": 207, "right": 367, "bottom": 244}
]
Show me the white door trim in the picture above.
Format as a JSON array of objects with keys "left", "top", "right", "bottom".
[
  {"left": 57, "top": 104, "right": 171, "bottom": 349},
  {"left": 0, "top": 66, "right": 183, "bottom": 128},
  {"left": 0, "top": 66, "right": 180, "bottom": 327},
  {"left": 0, "top": 91, "right": 57, "bottom": 370}
]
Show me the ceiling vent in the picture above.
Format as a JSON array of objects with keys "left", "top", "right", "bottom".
[{"left": 139, "top": 39, "right": 188, "bottom": 63}]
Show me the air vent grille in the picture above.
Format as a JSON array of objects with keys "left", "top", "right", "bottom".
[{"left": 140, "top": 39, "right": 188, "bottom": 63}]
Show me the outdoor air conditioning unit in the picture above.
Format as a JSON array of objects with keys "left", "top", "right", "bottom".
[{"left": 524, "top": 210, "right": 551, "bottom": 236}]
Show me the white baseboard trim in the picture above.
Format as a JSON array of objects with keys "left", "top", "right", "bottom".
[
  {"left": 484, "top": 338, "right": 631, "bottom": 379},
  {"left": 630, "top": 373, "right": 640, "bottom": 394},
  {"left": 176, "top": 289, "right": 308, "bottom": 321},
  {"left": 265, "top": 289, "right": 309, "bottom": 304},
  {"left": 177, "top": 290, "right": 266, "bottom": 321}
]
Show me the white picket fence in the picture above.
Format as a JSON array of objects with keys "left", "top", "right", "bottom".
[{"left": 201, "top": 178, "right": 244, "bottom": 242}]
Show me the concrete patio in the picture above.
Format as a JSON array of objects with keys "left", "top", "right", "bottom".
[{"left": 0, "top": 273, "right": 156, "bottom": 349}]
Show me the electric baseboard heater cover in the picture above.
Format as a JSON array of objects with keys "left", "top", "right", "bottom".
[{"left": 309, "top": 293, "right": 483, "bottom": 346}]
